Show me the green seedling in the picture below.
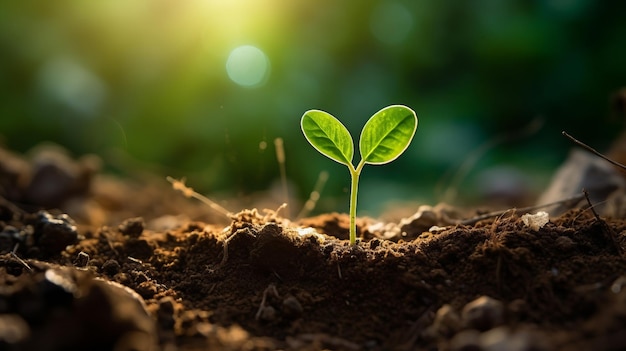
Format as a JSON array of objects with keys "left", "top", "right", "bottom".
[{"left": 301, "top": 105, "right": 418, "bottom": 245}]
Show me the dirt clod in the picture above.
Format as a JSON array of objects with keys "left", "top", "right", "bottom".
[{"left": 119, "top": 217, "right": 145, "bottom": 238}]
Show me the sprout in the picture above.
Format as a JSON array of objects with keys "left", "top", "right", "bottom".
[{"left": 301, "top": 105, "right": 418, "bottom": 245}]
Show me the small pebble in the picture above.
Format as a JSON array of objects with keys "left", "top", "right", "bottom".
[
  {"left": 0, "top": 314, "right": 30, "bottom": 344},
  {"left": 74, "top": 251, "right": 89, "bottom": 267},
  {"left": 449, "top": 329, "right": 481, "bottom": 351},
  {"left": 35, "top": 211, "right": 78, "bottom": 255},
  {"left": 462, "top": 296, "right": 505, "bottom": 331},
  {"left": 479, "top": 327, "right": 543, "bottom": 351},
  {"left": 282, "top": 295, "right": 303, "bottom": 318},
  {"left": 258, "top": 306, "right": 276, "bottom": 321},
  {"left": 431, "top": 304, "right": 462, "bottom": 337}
]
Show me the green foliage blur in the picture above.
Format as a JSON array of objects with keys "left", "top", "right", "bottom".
[{"left": 1, "top": 0, "right": 625, "bottom": 215}]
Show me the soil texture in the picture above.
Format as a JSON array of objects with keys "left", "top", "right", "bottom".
[{"left": 2, "top": 144, "right": 626, "bottom": 351}]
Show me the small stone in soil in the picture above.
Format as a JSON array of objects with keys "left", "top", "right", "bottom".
[
  {"left": 258, "top": 306, "right": 277, "bottom": 322},
  {"left": 479, "top": 326, "right": 542, "bottom": 351},
  {"left": 282, "top": 295, "right": 303, "bottom": 318},
  {"left": 431, "top": 304, "right": 463, "bottom": 338},
  {"left": 74, "top": 251, "right": 89, "bottom": 267},
  {"left": 0, "top": 314, "right": 30, "bottom": 345},
  {"left": 34, "top": 211, "right": 78, "bottom": 256},
  {"left": 462, "top": 296, "right": 505, "bottom": 331},
  {"left": 449, "top": 329, "right": 481, "bottom": 351}
]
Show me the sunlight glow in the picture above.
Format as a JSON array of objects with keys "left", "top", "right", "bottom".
[{"left": 226, "top": 45, "right": 270, "bottom": 87}]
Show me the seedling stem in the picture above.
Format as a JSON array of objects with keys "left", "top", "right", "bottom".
[{"left": 301, "top": 105, "right": 418, "bottom": 245}]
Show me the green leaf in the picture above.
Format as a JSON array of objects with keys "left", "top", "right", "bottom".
[
  {"left": 359, "top": 105, "right": 417, "bottom": 164},
  {"left": 301, "top": 109, "right": 354, "bottom": 166}
]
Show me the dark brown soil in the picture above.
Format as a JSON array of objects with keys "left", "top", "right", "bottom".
[{"left": 2, "top": 144, "right": 626, "bottom": 351}]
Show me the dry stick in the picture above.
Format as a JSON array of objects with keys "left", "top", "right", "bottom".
[
  {"left": 263, "top": 203, "right": 288, "bottom": 222},
  {"left": 459, "top": 194, "right": 585, "bottom": 225},
  {"left": 11, "top": 244, "right": 32, "bottom": 271},
  {"left": 562, "top": 131, "right": 626, "bottom": 171},
  {"left": 274, "top": 138, "right": 290, "bottom": 218},
  {"left": 220, "top": 228, "right": 256, "bottom": 267},
  {"left": 297, "top": 170, "right": 329, "bottom": 219},
  {"left": 562, "top": 131, "right": 624, "bottom": 255},
  {"left": 255, "top": 284, "right": 280, "bottom": 321},
  {"left": 570, "top": 197, "right": 610, "bottom": 225},
  {"left": 207, "top": 283, "right": 217, "bottom": 295},
  {"left": 582, "top": 189, "right": 623, "bottom": 256},
  {"left": 167, "top": 176, "right": 232, "bottom": 218}
]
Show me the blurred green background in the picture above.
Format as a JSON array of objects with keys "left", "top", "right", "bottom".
[{"left": 1, "top": 0, "right": 625, "bottom": 216}]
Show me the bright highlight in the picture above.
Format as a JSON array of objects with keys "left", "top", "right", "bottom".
[{"left": 226, "top": 45, "right": 270, "bottom": 87}]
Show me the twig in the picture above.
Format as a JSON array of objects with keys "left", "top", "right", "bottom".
[
  {"left": 583, "top": 189, "right": 623, "bottom": 256},
  {"left": 459, "top": 194, "right": 585, "bottom": 225},
  {"left": 297, "top": 171, "right": 329, "bottom": 219},
  {"left": 167, "top": 176, "right": 232, "bottom": 218},
  {"left": 255, "top": 284, "right": 280, "bottom": 320},
  {"left": 274, "top": 138, "right": 290, "bottom": 218},
  {"left": 562, "top": 131, "right": 626, "bottom": 171},
  {"left": 220, "top": 228, "right": 256, "bottom": 267},
  {"left": 11, "top": 244, "right": 31, "bottom": 271},
  {"left": 263, "top": 203, "right": 288, "bottom": 222}
]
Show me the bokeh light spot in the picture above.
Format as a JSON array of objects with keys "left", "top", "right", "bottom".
[
  {"left": 37, "top": 57, "right": 106, "bottom": 117},
  {"left": 226, "top": 45, "right": 270, "bottom": 87},
  {"left": 370, "top": 2, "right": 413, "bottom": 45}
]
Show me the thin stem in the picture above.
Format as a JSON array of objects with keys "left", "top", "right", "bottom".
[
  {"left": 562, "top": 131, "right": 626, "bottom": 171},
  {"left": 349, "top": 167, "right": 360, "bottom": 245},
  {"left": 348, "top": 161, "right": 365, "bottom": 245}
]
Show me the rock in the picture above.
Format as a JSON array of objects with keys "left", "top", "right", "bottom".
[
  {"left": 25, "top": 144, "right": 101, "bottom": 208},
  {"left": 33, "top": 211, "right": 78, "bottom": 257},
  {"left": 258, "top": 306, "right": 277, "bottom": 322},
  {"left": 282, "top": 295, "right": 304, "bottom": 318},
  {"left": 73, "top": 251, "right": 90, "bottom": 267},
  {"left": 431, "top": 304, "right": 463, "bottom": 338},
  {"left": 449, "top": 329, "right": 481, "bottom": 351},
  {"left": 462, "top": 296, "right": 505, "bottom": 331},
  {"left": 479, "top": 327, "right": 546, "bottom": 351},
  {"left": 1, "top": 266, "right": 157, "bottom": 351},
  {"left": 536, "top": 149, "right": 626, "bottom": 216}
]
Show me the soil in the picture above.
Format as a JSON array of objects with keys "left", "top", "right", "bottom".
[{"left": 2, "top": 144, "right": 626, "bottom": 351}]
